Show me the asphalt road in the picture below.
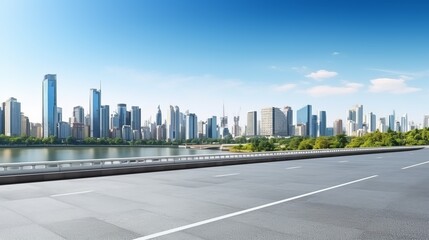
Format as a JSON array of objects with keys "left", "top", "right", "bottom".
[{"left": 0, "top": 148, "right": 428, "bottom": 239}]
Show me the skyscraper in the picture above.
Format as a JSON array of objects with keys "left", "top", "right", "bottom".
[
  {"left": 368, "top": 112, "right": 376, "bottom": 133},
  {"left": 174, "top": 106, "right": 181, "bottom": 140},
  {"left": 90, "top": 88, "right": 101, "bottom": 138},
  {"left": 297, "top": 105, "right": 312, "bottom": 136},
  {"left": 73, "top": 106, "right": 84, "bottom": 124},
  {"left": 207, "top": 116, "right": 218, "bottom": 139},
  {"left": 0, "top": 106, "right": 4, "bottom": 135},
  {"left": 401, "top": 114, "right": 408, "bottom": 132},
  {"left": 246, "top": 111, "right": 257, "bottom": 136},
  {"left": 283, "top": 106, "right": 293, "bottom": 136},
  {"left": 260, "top": 107, "right": 287, "bottom": 136},
  {"left": 319, "top": 111, "right": 326, "bottom": 136},
  {"left": 4, "top": 98, "right": 21, "bottom": 137},
  {"left": 185, "top": 113, "right": 198, "bottom": 140},
  {"left": 117, "top": 104, "right": 127, "bottom": 129},
  {"left": 333, "top": 119, "right": 343, "bottom": 136},
  {"left": 356, "top": 105, "right": 363, "bottom": 130},
  {"left": 388, "top": 111, "right": 395, "bottom": 130},
  {"left": 131, "top": 106, "right": 141, "bottom": 131},
  {"left": 42, "top": 74, "right": 57, "bottom": 138},
  {"left": 156, "top": 105, "right": 162, "bottom": 126},
  {"left": 100, "top": 105, "right": 110, "bottom": 138},
  {"left": 166, "top": 105, "right": 176, "bottom": 140},
  {"left": 310, "top": 115, "right": 318, "bottom": 138}
]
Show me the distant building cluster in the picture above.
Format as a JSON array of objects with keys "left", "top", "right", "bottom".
[{"left": 0, "top": 74, "right": 422, "bottom": 140}]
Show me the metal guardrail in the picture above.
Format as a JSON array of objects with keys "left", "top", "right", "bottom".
[{"left": 0, "top": 146, "right": 419, "bottom": 176}]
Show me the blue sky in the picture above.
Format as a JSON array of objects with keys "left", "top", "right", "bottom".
[{"left": 1, "top": 0, "right": 428, "bottom": 127}]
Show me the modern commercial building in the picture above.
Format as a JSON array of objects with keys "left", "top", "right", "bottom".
[
  {"left": 207, "top": 116, "right": 218, "bottom": 139},
  {"left": 57, "top": 121, "right": 71, "bottom": 139},
  {"left": 0, "top": 106, "right": 4, "bottom": 134},
  {"left": 356, "top": 105, "right": 363, "bottom": 130},
  {"left": 246, "top": 111, "right": 257, "bottom": 136},
  {"left": 260, "top": 107, "right": 287, "bottom": 136},
  {"left": 4, "top": 97, "right": 21, "bottom": 137},
  {"left": 423, "top": 115, "right": 429, "bottom": 128},
  {"left": 21, "top": 114, "right": 30, "bottom": 137},
  {"left": 42, "top": 74, "right": 57, "bottom": 138},
  {"left": 333, "top": 119, "right": 343, "bottom": 136},
  {"left": 100, "top": 105, "right": 110, "bottom": 138},
  {"left": 166, "top": 105, "right": 176, "bottom": 141},
  {"left": 283, "top": 106, "right": 293, "bottom": 136},
  {"left": 319, "top": 111, "right": 326, "bottom": 136},
  {"left": 379, "top": 117, "right": 387, "bottom": 133},
  {"left": 174, "top": 106, "right": 181, "bottom": 140},
  {"left": 73, "top": 106, "right": 84, "bottom": 124},
  {"left": 185, "top": 113, "right": 198, "bottom": 140},
  {"left": 156, "top": 106, "right": 162, "bottom": 126},
  {"left": 310, "top": 115, "right": 318, "bottom": 138},
  {"left": 367, "top": 112, "right": 376, "bottom": 133},
  {"left": 89, "top": 89, "right": 101, "bottom": 138},
  {"left": 131, "top": 106, "right": 141, "bottom": 131},
  {"left": 388, "top": 111, "right": 395, "bottom": 130},
  {"left": 297, "top": 105, "right": 312, "bottom": 136},
  {"left": 117, "top": 104, "right": 127, "bottom": 130},
  {"left": 121, "top": 125, "right": 132, "bottom": 141},
  {"left": 401, "top": 114, "right": 408, "bottom": 132}
]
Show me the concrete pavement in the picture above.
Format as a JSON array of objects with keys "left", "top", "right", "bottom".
[{"left": 0, "top": 149, "right": 428, "bottom": 239}]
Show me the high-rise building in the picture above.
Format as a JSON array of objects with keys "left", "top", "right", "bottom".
[
  {"left": 21, "top": 114, "right": 30, "bottom": 137},
  {"left": 388, "top": 111, "right": 395, "bottom": 130},
  {"left": 4, "top": 98, "right": 21, "bottom": 137},
  {"left": 197, "top": 121, "right": 205, "bottom": 138},
  {"left": 131, "top": 106, "right": 141, "bottom": 131},
  {"left": 122, "top": 125, "right": 132, "bottom": 141},
  {"left": 185, "top": 113, "right": 198, "bottom": 140},
  {"left": 73, "top": 106, "right": 84, "bottom": 124},
  {"left": 166, "top": 105, "right": 176, "bottom": 140},
  {"left": 283, "top": 106, "right": 293, "bottom": 136},
  {"left": 297, "top": 105, "right": 312, "bottom": 136},
  {"left": 57, "top": 107, "right": 62, "bottom": 123},
  {"left": 356, "top": 105, "right": 363, "bottom": 130},
  {"left": 30, "top": 123, "right": 42, "bottom": 138},
  {"left": 310, "top": 115, "right": 318, "bottom": 138},
  {"left": 378, "top": 117, "right": 387, "bottom": 132},
  {"left": 0, "top": 106, "right": 4, "bottom": 135},
  {"left": 117, "top": 104, "right": 127, "bottom": 129},
  {"left": 42, "top": 74, "right": 57, "bottom": 138},
  {"left": 401, "top": 114, "right": 408, "bottom": 132},
  {"left": 100, "top": 105, "right": 110, "bottom": 138},
  {"left": 319, "top": 111, "right": 326, "bottom": 136},
  {"left": 174, "top": 106, "right": 181, "bottom": 140},
  {"left": 57, "top": 121, "right": 71, "bottom": 139},
  {"left": 423, "top": 115, "right": 429, "bottom": 128},
  {"left": 260, "top": 107, "right": 287, "bottom": 136},
  {"left": 333, "top": 119, "right": 343, "bottom": 136},
  {"left": 89, "top": 88, "right": 101, "bottom": 138},
  {"left": 246, "top": 111, "right": 257, "bottom": 136},
  {"left": 232, "top": 116, "right": 241, "bottom": 137},
  {"left": 368, "top": 112, "right": 376, "bottom": 133},
  {"left": 156, "top": 105, "right": 162, "bottom": 126},
  {"left": 207, "top": 116, "right": 218, "bottom": 139}
]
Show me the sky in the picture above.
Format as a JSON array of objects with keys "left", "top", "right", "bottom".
[{"left": 1, "top": 0, "right": 429, "bottom": 128}]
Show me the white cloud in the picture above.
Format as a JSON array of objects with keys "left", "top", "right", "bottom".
[
  {"left": 306, "top": 69, "right": 338, "bottom": 80},
  {"left": 274, "top": 83, "right": 297, "bottom": 92},
  {"left": 332, "top": 51, "right": 340, "bottom": 56},
  {"left": 306, "top": 83, "right": 363, "bottom": 97},
  {"left": 369, "top": 78, "right": 421, "bottom": 94}
]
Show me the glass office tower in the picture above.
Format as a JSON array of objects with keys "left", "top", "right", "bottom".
[
  {"left": 42, "top": 74, "right": 57, "bottom": 138},
  {"left": 90, "top": 89, "right": 101, "bottom": 138}
]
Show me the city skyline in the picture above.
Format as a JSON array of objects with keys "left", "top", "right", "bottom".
[{"left": 1, "top": 0, "right": 428, "bottom": 125}]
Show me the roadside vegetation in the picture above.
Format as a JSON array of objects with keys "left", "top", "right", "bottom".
[{"left": 1, "top": 128, "right": 429, "bottom": 151}]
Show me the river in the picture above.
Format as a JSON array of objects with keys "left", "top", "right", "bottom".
[{"left": 0, "top": 146, "right": 221, "bottom": 164}]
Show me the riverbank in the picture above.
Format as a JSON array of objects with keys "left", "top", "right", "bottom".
[{"left": 0, "top": 144, "right": 178, "bottom": 148}]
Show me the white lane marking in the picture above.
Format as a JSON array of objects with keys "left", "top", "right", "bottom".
[
  {"left": 134, "top": 175, "right": 378, "bottom": 240},
  {"left": 50, "top": 190, "right": 93, "bottom": 197},
  {"left": 376, "top": 157, "right": 383, "bottom": 159},
  {"left": 285, "top": 166, "right": 302, "bottom": 170},
  {"left": 214, "top": 173, "right": 240, "bottom": 178},
  {"left": 338, "top": 160, "right": 349, "bottom": 163},
  {"left": 401, "top": 161, "right": 429, "bottom": 170}
]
